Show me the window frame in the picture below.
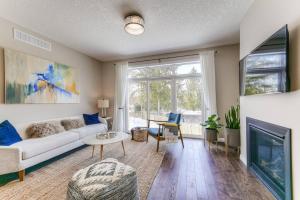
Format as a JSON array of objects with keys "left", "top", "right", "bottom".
[{"left": 128, "top": 62, "right": 202, "bottom": 122}]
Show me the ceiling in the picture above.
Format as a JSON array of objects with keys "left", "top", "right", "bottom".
[{"left": 0, "top": 0, "right": 253, "bottom": 62}]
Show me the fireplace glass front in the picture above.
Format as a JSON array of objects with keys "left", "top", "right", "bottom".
[
  {"left": 247, "top": 117, "right": 291, "bottom": 200},
  {"left": 250, "top": 126, "right": 285, "bottom": 192}
]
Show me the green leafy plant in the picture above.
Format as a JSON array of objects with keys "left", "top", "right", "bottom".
[
  {"left": 201, "top": 114, "right": 223, "bottom": 132},
  {"left": 225, "top": 105, "right": 240, "bottom": 129}
]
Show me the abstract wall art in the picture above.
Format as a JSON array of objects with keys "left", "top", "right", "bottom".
[{"left": 4, "top": 49, "right": 80, "bottom": 104}]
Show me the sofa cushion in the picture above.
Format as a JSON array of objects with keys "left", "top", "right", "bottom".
[
  {"left": 74, "top": 124, "right": 107, "bottom": 138},
  {"left": 11, "top": 131, "right": 80, "bottom": 160},
  {"left": 26, "top": 121, "right": 65, "bottom": 138},
  {"left": 83, "top": 113, "right": 100, "bottom": 125},
  {"left": 61, "top": 119, "right": 85, "bottom": 131},
  {"left": 0, "top": 120, "right": 22, "bottom": 146},
  {"left": 148, "top": 128, "right": 164, "bottom": 137}
]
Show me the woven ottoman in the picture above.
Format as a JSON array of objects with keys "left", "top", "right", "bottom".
[
  {"left": 131, "top": 127, "right": 147, "bottom": 142},
  {"left": 67, "top": 158, "right": 139, "bottom": 200}
]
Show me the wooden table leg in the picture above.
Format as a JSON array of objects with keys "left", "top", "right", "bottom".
[
  {"left": 237, "top": 146, "right": 241, "bottom": 156},
  {"left": 18, "top": 170, "right": 25, "bottom": 182},
  {"left": 225, "top": 143, "right": 228, "bottom": 156},
  {"left": 121, "top": 141, "right": 125, "bottom": 156},
  {"left": 100, "top": 145, "right": 103, "bottom": 160},
  {"left": 92, "top": 145, "right": 95, "bottom": 157},
  {"left": 225, "top": 135, "right": 229, "bottom": 156}
]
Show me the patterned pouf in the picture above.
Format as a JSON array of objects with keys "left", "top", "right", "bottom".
[
  {"left": 67, "top": 158, "right": 139, "bottom": 200},
  {"left": 131, "top": 127, "right": 147, "bottom": 142}
]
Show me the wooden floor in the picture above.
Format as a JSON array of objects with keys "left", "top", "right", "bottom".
[{"left": 148, "top": 139, "right": 275, "bottom": 200}]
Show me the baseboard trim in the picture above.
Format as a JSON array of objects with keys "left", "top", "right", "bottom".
[{"left": 240, "top": 154, "right": 247, "bottom": 166}]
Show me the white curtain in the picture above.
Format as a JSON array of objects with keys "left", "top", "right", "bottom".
[
  {"left": 199, "top": 50, "right": 217, "bottom": 123},
  {"left": 112, "top": 61, "right": 129, "bottom": 132}
]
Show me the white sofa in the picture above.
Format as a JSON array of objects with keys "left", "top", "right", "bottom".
[{"left": 0, "top": 116, "right": 108, "bottom": 181}]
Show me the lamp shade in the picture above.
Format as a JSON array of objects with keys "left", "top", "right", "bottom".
[{"left": 97, "top": 99, "right": 109, "bottom": 108}]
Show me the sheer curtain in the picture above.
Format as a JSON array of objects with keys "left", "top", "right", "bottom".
[
  {"left": 112, "top": 61, "right": 129, "bottom": 132},
  {"left": 199, "top": 50, "right": 217, "bottom": 123}
]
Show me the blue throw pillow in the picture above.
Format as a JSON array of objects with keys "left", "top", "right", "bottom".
[
  {"left": 0, "top": 120, "right": 22, "bottom": 146},
  {"left": 83, "top": 113, "right": 100, "bottom": 125}
]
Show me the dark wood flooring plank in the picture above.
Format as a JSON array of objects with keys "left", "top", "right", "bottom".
[
  {"left": 174, "top": 143, "right": 188, "bottom": 200},
  {"left": 199, "top": 142, "right": 220, "bottom": 200},
  {"left": 193, "top": 140, "right": 209, "bottom": 200},
  {"left": 163, "top": 144, "right": 182, "bottom": 200},
  {"left": 147, "top": 139, "right": 275, "bottom": 200},
  {"left": 185, "top": 143, "right": 198, "bottom": 200}
]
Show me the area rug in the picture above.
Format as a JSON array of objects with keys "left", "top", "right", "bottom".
[{"left": 0, "top": 138, "right": 166, "bottom": 200}]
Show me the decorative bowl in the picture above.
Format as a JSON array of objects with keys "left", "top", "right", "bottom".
[{"left": 96, "top": 134, "right": 107, "bottom": 140}]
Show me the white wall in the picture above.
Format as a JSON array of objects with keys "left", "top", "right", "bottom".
[
  {"left": 101, "top": 44, "right": 240, "bottom": 124},
  {"left": 0, "top": 17, "right": 102, "bottom": 124},
  {"left": 240, "top": 0, "right": 300, "bottom": 198}
]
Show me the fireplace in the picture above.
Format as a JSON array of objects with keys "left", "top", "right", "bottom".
[{"left": 246, "top": 118, "right": 292, "bottom": 200}]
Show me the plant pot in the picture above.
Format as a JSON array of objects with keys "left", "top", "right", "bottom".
[
  {"left": 205, "top": 128, "right": 218, "bottom": 142},
  {"left": 225, "top": 128, "right": 240, "bottom": 147}
]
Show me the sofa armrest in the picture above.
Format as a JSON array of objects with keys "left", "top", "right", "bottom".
[
  {"left": 0, "top": 146, "right": 22, "bottom": 175},
  {"left": 99, "top": 117, "right": 108, "bottom": 125}
]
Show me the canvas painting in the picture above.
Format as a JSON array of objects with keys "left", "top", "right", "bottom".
[{"left": 5, "top": 49, "right": 80, "bottom": 104}]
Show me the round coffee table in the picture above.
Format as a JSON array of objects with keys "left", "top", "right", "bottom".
[{"left": 83, "top": 132, "right": 129, "bottom": 160}]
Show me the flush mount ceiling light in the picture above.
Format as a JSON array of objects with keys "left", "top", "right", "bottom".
[{"left": 124, "top": 15, "right": 144, "bottom": 35}]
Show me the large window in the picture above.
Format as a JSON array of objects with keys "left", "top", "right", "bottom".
[
  {"left": 128, "top": 62, "right": 203, "bottom": 137},
  {"left": 128, "top": 81, "right": 147, "bottom": 128}
]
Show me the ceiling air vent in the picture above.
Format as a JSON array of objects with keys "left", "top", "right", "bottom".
[{"left": 13, "top": 28, "right": 52, "bottom": 51}]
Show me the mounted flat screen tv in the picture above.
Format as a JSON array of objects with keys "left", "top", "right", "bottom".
[{"left": 240, "top": 25, "right": 290, "bottom": 96}]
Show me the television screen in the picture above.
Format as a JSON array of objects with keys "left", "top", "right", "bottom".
[{"left": 240, "top": 25, "right": 289, "bottom": 96}]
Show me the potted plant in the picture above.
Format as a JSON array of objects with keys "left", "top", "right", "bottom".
[
  {"left": 225, "top": 105, "right": 240, "bottom": 148},
  {"left": 201, "top": 114, "right": 223, "bottom": 143}
]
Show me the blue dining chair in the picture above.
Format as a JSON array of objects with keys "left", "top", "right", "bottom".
[{"left": 147, "top": 113, "right": 184, "bottom": 152}]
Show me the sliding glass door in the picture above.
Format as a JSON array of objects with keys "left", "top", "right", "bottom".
[
  {"left": 128, "top": 62, "right": 203, "bottom": 138},
  {"left": 128, "top": 81, "right": 148, "bottom": 128},
  {"left": 149, "top": 80, "right": 172, "bottom": 127},
  {"left": 176, "top": 78, "right": 202, "bottom": 137}
]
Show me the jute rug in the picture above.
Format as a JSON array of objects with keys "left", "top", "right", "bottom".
[{"left": 0, "top": 138, "right": 166, "bottom": 200}]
